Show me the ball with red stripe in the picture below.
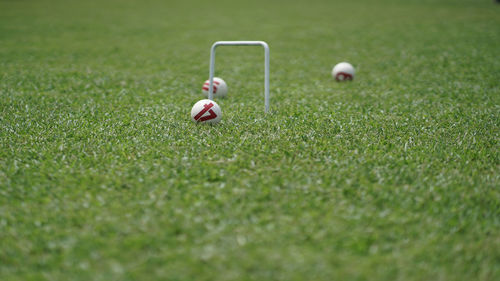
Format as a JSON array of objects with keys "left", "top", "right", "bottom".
[
  {"left": 202, "top": 77, "right": 228, "bottom": 98},
  {"left": 332, "top": 62, "right": 355, "bottom": 81},
  {"left": 191, "top": 99, "right": 222, "bottom": 124}
]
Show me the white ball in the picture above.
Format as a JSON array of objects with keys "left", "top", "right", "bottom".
[
  {"left": 202, "top": 77, "right": 228, "bottom": 98},
  {"left": 332, "top": 62, "right": 355, "bottom": 81},
  {"left": 190, "top": 99, "right": 222, "bottom": 124}
]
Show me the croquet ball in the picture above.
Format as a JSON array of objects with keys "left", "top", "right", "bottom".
[
  {"left": 202, "top": 77, "right": 228, "bottom": 98},
  {"left": 332, "top": 62, "right": 355, "bottom": 81},
  {"left": 191, "top": 99, "right": 222, "bottom": 124}
]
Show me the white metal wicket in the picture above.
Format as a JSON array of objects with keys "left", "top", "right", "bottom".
[{"left": 208, "top": 41, "right": 270, "bottom": 113}]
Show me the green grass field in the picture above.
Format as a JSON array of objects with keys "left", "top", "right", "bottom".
[{"left": 1, "top": 0, "right": 499, "bottom": 280}]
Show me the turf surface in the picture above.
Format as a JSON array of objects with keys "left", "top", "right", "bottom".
[{"left": 1, "top": 0, "right": 499, "bottom": 280}]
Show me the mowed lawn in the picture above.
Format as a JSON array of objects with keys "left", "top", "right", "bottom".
[{"left": 0, "top": 0, "right": 499, "bottom": 280}]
